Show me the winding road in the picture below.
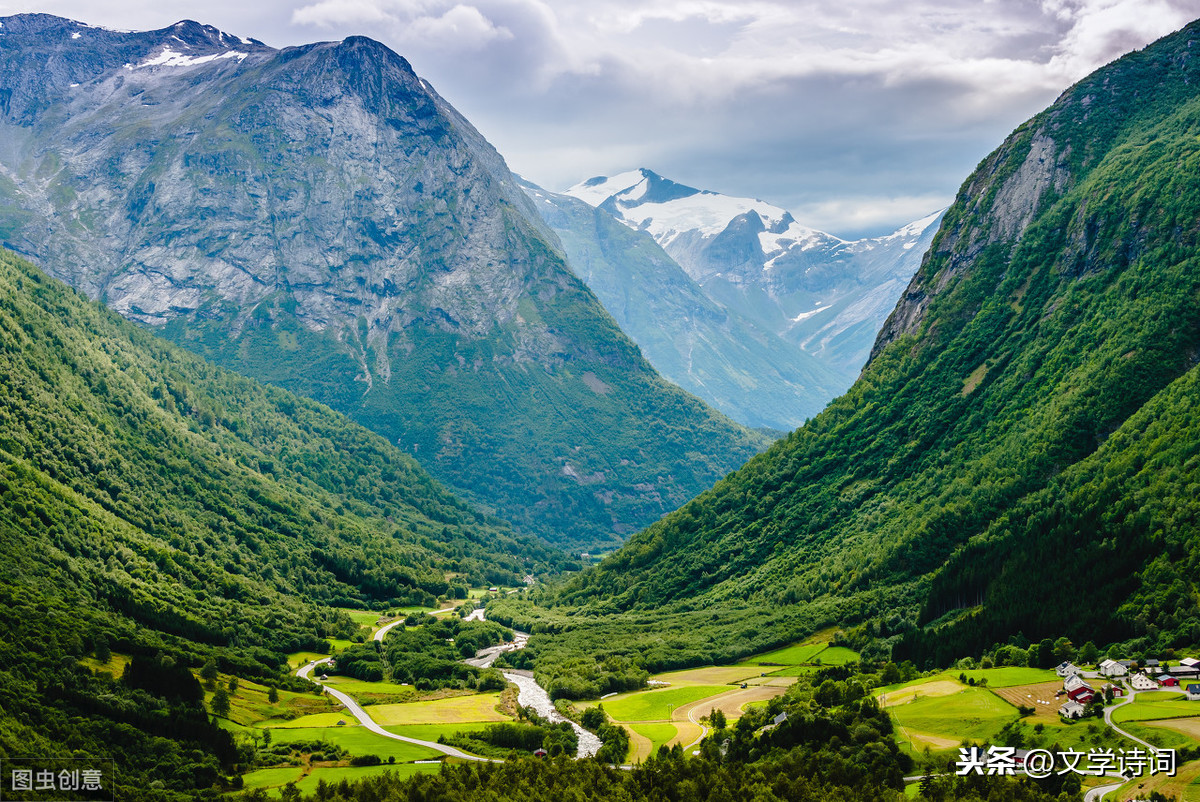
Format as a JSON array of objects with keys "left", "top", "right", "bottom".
[
  {"left": 295, "top": 658, "right": 491, "bottom": 762},
  {"left": 1102, "top": 687, "right": 1158, "bottom": 750},
  {"left": 297, "top": 607, "right": 601, "bottom": 761}
]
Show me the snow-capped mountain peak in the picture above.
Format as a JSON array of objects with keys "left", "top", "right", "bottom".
[{"left": 562, "top": 168, "right": 945, "bottom": 380}]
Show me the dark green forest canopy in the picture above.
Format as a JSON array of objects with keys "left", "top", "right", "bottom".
[
  {"left": 515, "top": 19, "right": 1200, "bottom": 666},
  {"left": 0, "top": 247, "right": 561, "bottom": 797}
]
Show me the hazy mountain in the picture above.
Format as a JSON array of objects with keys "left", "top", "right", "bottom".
[
  {"left": 565, "top": 169, "right": 943, "bottom": 382},
  {"left": 0, "top": 14, "right": 770, "bottom": 551},
  {"left": 522, "top": 179, "right": 844, "bottom": 430}
]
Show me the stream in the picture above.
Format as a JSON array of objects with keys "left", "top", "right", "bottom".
[{"left": 466, "top": 607, "right": 602, "bottom": 759}]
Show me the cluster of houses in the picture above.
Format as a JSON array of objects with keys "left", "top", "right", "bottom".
[{"left": 1055, "top": 657, "right": 1200, "bottom": 718}]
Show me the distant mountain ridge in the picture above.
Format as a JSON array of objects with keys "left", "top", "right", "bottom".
[
  {"left": 556, "top": 169, "right": 942, "bottom": 426},
  {"left": 0, "top": 14, "right": 770, "bottom": 550},
  {"left": 523, "top": 179, "right": 846, "bottom": 430}
]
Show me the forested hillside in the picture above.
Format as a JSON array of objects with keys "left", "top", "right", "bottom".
[
  {"left": 0, "top": 14, "right": 769, "bottom": 551},
  {"left": 505, "top": 19, "right": 1200, "bottom": 666},
  {"left": 0, "top": 248, "right": 559, "bottom": 798}
]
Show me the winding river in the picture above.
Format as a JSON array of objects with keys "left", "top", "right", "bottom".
[
  {"left": 464, "top": 607, "right": 601, "bottom": 758},
  {"left": 302, "top": 606, "right": 601, "bottom": 760}
]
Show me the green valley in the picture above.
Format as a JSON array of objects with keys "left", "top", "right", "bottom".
[
  {"left": 499, "top": 16, "right": 1200, "bottom": 677},
  {"left": 0, "top": 247, "right": 557, "bottom": 798}
]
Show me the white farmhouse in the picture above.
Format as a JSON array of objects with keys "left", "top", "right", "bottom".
[
  {"left": 1056, "top": 661, "right": 1081, "bottom": 677},
  {"left": 1059, "top": 700, "right": 1086, "bottom": 719},
  {"left": 1130, "top": 673, "right": 1158, "bottom": 691},
  {"left": 1099, "top": 659, "right": 1128, "bottom": 677},
  {"left": 1064, "top": 674, "right": 1092, "bottom": 694}
]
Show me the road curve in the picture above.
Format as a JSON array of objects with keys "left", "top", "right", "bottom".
[
  {"left": 1085, "top": 780, "right": 1126, "bottom": 802},
  {"left": 295, "top": 658, "right": 492, "bottom": 762},
  {"left": 373, "top": 619, "right": 405, "bottom": 643},
  {"left": 682, "top": 707, "right": 709, "bottom": 751},
  {"left": 1102, "top": 688, "right": 1158, "bottom": 751}
]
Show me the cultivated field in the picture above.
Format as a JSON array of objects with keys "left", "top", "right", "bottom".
[
  {"left": 630, "top": 723, "right": 678, "bottom": 755},
  {"left": 384, "top": 722, "right": 492, "bottom": 743},
  {"left": 1113, "top": 691, "right": 1196, "bottom": 723},
  {"left": 268, "top": 725, "right": 440, "bottom": 762},
  {"left": 879, "top": 679, "right": 1017, "bottom": 752},
  {"left": 990, "top": 681, "right": 1065, "bottom": 723},
  {"left": 241, "top": 762, "right": 441, "bottom": 798},
  {"left": 602, "top": 686, "right": 729, "bottom": 722},
  {"left": 652, "top": 665, "right": 764, "bottom": 685},
  {"left": 369, "top": 693, "right": 507, "bottom": 726},
  {"left": 1141, "top": 716, "right": 1200, "bottom": 743}
]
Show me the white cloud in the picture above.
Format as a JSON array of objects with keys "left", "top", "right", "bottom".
[
  {"left": 291, "top": 0, "right": 392, "bottom": 26},
  {"left": 793, "top": 194, "right": 956, "bottom": 236},
  {"left": 406, "top": 4, "right": 514, "bottom": 47}
]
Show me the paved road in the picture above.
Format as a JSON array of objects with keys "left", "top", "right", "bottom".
[
  {"left": 682, "top": 707, "right": 709, "bottom": 752},
  {"left": 295, "top": 659, "right": 491, "bottom": 762},
  {"left": 1102, "top": 687, "right": 1158, "bottom": 751},
  {"left": 1084, "top": 780, "right": 1126, "bottom": 802},
  {"left": 373, "top": 619, "right": 405, "bottom": 643}
]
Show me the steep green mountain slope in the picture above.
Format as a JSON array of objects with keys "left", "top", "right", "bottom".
[
  {"left": 512, "top": 20, "right": 1200, "bottom": 664},
  {"left": 0, "top": 14, "right": 769, "bottom": 550},
  {"left": 0, "top": 247, "right": 560, "bottom": 796}
]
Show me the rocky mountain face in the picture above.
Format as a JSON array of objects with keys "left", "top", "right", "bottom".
[
  {"left": 553, "top": 19, "right": 1200, "bottom": 662},
  {"left": 564, "top": 170, "right": 943, "bottom": 386},
  {"left": 523, "top": 179, "right": 844, "bottom": 430},
  {"left": 0, "top": 14, "right": 769, "bottom": 550}
]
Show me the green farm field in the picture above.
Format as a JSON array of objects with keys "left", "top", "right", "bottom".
[
  {"left": 955, "top": 667, "right": 1059, "bottom": 687},
  {"left": 323, "top": 676, "right": 417, "bottom": 700},
  {"left": 369, "top": 693, "right": 507, "bottom": 726},
  {"left": 740, "top": 643, "right": 827, "bottom": 665},
  {"left": 629, "top": 723, "right": 678, "bottom": 754},
  {"left": 269, "top": 710, "right": 358, "bottom": 729},
  {"left": 385, "top": 723, "right": 492, "bottom": 742},
  {"left": 738, "top": 643, "right": 861, "bottom": 667},
  {"left": 266, "top": 726, "right": 441, "bottom": 762},
  {"left": 205, "top": 674, "right": 330, "bottom": 728},
  {"left": 287, "top": 652, "right": 331, "bottom": 669},
  {"left": 1113, "top": 692, "right": 1198, "bottom": 723},
  {"left": 602, "top": 686, "right": 729, "bottom": 722},
  {"left": 241, "top": 762, "right": 441, "bottom": 797},
  {"left": 1123, "top": 720, "right": 1200, "bottom": 751},
  {"left": 887, "top": 687, "right": 1016, "bottom": 745},
  {"left": 338, "top": 608, "right": 386, "bottom": 628}
]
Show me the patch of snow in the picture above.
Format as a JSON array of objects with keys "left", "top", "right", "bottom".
[
  {"left": 622, "top": 193, "right": 805, "bottom": 241},
  {"left": 569, "top": 168, "right": 845, "bottom": 249},
  {"left": 791, "top": 305, "right": 831, "bottom": 323},
  {"left": 138, "top": 46, "right": 248, "bottom": 68},
  {"left": 564, "top": 170, "right": 646, "bottom": 206},
  {"left": 875, "top": 208, "right": 946, "bottom": 243}
]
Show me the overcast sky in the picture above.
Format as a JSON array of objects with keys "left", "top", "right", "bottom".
[{"left": 3, "top": 1, "right": 1199, "bottom": 237}]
